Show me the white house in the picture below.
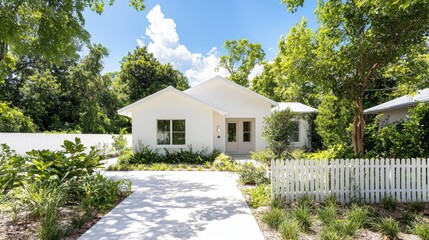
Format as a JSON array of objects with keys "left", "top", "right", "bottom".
[
  {"left": 364, "top": 88, "right": 429, "bottom": 124},
  {"left": 118, "top": 76, "right": 315, "bottom": 155}
]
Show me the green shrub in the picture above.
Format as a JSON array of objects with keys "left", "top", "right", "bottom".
[
  {"left": 262, "top": 109, "right": 298, "bottom": 156},
  {"left": 320, "top": 226, "right": 343, "bottom": 240},
  {"left": 279, "top": 220, "right": 299, "bottom": 240},
  {"left": 323, "top": 194, "right": 338, "bottom": 207},
  {"left": 262, "top": 207, "right": 285, "bottom": 229},
  {"left": 79, "top": 173, "right": 131, "bottom": 213},
  {"left": 246, "top": 184, "right": 271, "bottom": 208},
  {"left": 409, "top": 221, "right": 429, "bottom": 240},
  {"left": 294, "top": 205, "right": 312, "bottom": 230},
  {"left": 0, "top": 144, "right": 26, "bottom": 194},
  {"left": 318, "top": 205, "right": 337, "bottom": 225},
  {"left": 112, "top": 129, "right": 128, "bottom": 154},
  {"left": 271, "top": 197, "right": 283, "bottom": 209},
  {"left": 129, "top": 145, "right": 160, "bottom": 164},
  {"left": 238, "top": 162, "right": 269, "bottom": 185},
  {"left": 410, "top": 201, "right": 425, "bottom": 213},
  {"left": 328, "top": 220, "right": 359, "bottom": 237},
  {"left": 250, "top": 149, "right": 275, "bottom": 166},
  {"left": 297, "top": 194, "right": 313, "bottom": 207},
  {"left": 377, "top": 217, "right": 400, "bottom": 240},
  {"left": 26, "top": 138, "right": 101, "bottom": 183},
  {"left": 346, "top": 204, "right": 371, "bottom": 228},
  {"left": 21, "top": 182, "right": 68, "bottom": 220},
  {"left": 213, "top": 153, "right": 236, "bottom": 171},
  {"left": 381, "top": 195, "right": 397, "bottom": 210},
  {"left": 399, "top": 211, "right": 416, "bottom": 225}
]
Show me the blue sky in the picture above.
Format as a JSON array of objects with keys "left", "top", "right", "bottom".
[{"left": 83, "top": 0, "right": 318, "bottom": 85}]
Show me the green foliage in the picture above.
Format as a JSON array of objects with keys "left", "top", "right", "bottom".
[
  {"left": 0, "top": 0, "right": 144, "bottom": 71},
  {"left": 410, "top": 201, "right": 425, "bottom": 213},
  {"left": 218, "top": 39, "right": 265, "bottom": 87},
  {"left": 380, "top": 196, "right": 397, "bottom": 210},
  {"left": 0, "top": 144, "right": 26, "bottom": 194},
  {"left": 297, "top": 194, "right": 313, "bottom": 208},
  {"left": 320, "top": 227, "right": 343, "bottom": 240},
  {"left": 409, "top": 221, "right": 429, "bottom": 240},
  {"left": 293, "top": 205, "right": 312, "bottom": 230},
  {"left": 238, "top": 162, "right": 269, "bottom": 185},
  {"left": 323, "top": 195, "right": 338, "bottom": 207},
  {"left": 280, "top": 0, "right": 429, "bottom": 155},
  {"left": 112, "top": 129, "right": 128, "bottom": 154},
  {"left": 366, "top": 103, "right": 429, "bottom": 158},
  {"left": 212, "top": 153, "right": 237, "bottom": 171},
  {"left": 250, "top": 149, "right": 275, "bottom": 166},
  {"left": 262, "top": 207, "right": 285, "bottom": 229},
  {"left": 245, "top": 184, "right": 271, "bottom": 208},
  {"left": 317, "top": 205, "right": 337, "bottom": 225},
  {"left": 0, "top": 101, "right": 37, "bottom": 132},
  {"left": 377, "top": 217, "right": 400, "bottom": 240},
  {"left": 263, "top": 109, "right": 298, "bottom": 156},
  {"left": 118, "top": 46, "right": 189, "bottom": 104},
  {"left": 127, "top": 145, "right": 219, "bottom": 165},
  {"left": 79, "top": 173, "right": 131, "bottom": 213},
  {"left": 26, "top": 138, "right": 101, "bottom": 182},
  {"left": 315, "top": 95, "right": 354, "bottom": 149},
  {"left": 346, "top": 205, "right": 371, "bottom": 228},
  {"left": 279, "top": 220, "right": 300, "bottom": 240}
]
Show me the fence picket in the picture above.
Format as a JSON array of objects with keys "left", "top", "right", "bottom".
[{"left": 271, "top": 158, "right": 429, "bottom": 204}]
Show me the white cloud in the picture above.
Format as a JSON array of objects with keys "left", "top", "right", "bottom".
[
  {"left": 140, "top": 5, "right": 228, "bottom": 86},
  {"left": 248, "top": 63, "right": 264, "bottom": 80},
  {"left": 139, "top": 5, "right": 262, "bottom": 86}
]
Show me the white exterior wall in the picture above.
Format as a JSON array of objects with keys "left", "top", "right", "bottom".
[
  {"left": 379, "top": 108, "right": 412, "bottom": 125},
  {"left": 131, "top": 92, "right": 214, "bottom": 152},
  {"left": 0, "top": 133, "right": 132, "bottom": 155},
  {"left": 292, "top": 119, "right": 310, "bottom": 148},
  {"left": 186, "top": 80, "right": 272, "bottom": 151},
  {"left": 212, "top": 112, "right": 226, "bottom": 151}
]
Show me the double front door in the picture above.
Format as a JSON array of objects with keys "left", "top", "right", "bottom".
[{"left": 226, "top": 119, "right": 255, "bottom": 154}]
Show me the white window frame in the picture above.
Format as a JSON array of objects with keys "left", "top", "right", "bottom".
[{"left": 291, "top": 120, "right": 300, "bottom": 143}]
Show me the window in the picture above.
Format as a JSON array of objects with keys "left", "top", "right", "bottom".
[
  {"left": 157, "top": 120, "right": 185, "bottom": 145},
  {"left": 243, "top": 121, "right": 251, "bottom": 142},
  {"left": 227, "top": 123, "right": 236, "bottom": 142},
  {"left": 291, "top": 120, "right": 299, "bottom": 142}
]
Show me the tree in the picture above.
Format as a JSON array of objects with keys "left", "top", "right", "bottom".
[
  {"left": 218, "top": 39, "right": 265, "bottom": 87},
  {"left": 262, "top": 109, "right": 298, "bottom": 157},
  {"left": 0, "top": 0, "right": 145, "bottom": 70},
  {"left": 0, "top": 102, "right": 37, "bottom": 132},
  {"left": 119, "top": 46, "right": 189, "bottom": 104},
  {"left": 281, "top": 0, "right": 429, "bottom": 155}
]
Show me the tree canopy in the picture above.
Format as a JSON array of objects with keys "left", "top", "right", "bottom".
[
  {"left": 0, "top": 0, "right": 145, "bottom": 82},
  {"left": 280, "top": 0, "right": 429, "bottom": 155},
  {"left": 218, "top": 39, "right": 265, "bottom": 87},
  {"left": 118, "top": 46, "right": 189, "bottom": 104}
]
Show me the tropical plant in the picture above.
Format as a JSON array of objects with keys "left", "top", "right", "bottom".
[
  {"left": 377, "top": 217, "right": 400, "bottom": 240},
  {"left": 238, "top": 162, "right": 269, "bottom": 185},
  {"left": 262, "top": 207, "right": 285, "bottom": 229},
  {"left": 246, "top": 184, "right": 271, "bottom": 208},
  {"left": 262, "top": 109, "right": 298, "bottom": 156}
]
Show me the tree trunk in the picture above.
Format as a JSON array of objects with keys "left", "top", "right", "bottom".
[
  {"left": 352, "top": 98, "right": 365, "bottom": 155},
  {"left": 0, "top": 42, "right": 7, "bottom": 66}
]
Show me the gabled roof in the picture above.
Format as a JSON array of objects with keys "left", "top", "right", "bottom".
[
  {"left": 185, "top": 75, "right": 278, "bottom": 107},
  {"left": 364, "top": 88, "right": 429, "bottom": 114},
  {"left": 272, "top": 102, "right": 318, "bottom": 113},
  {"left": 117, "top": 86, "right": 227, "bottom": 118}
]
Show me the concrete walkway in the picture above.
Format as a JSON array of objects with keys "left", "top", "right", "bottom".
[{"left": 79, "top": 171, "right": 265, "bottom": 240}]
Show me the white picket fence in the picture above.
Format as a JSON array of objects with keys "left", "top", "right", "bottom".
[
  {"left": 0, "top": 133, "right": 132, "bottom": 155},
  {"left": 271, "top": 158, "right": 429, "bottom": 203}
]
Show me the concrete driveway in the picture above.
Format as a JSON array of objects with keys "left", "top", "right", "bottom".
[{"left": 79, "top": 171, "right": 265, "bottom": 240}]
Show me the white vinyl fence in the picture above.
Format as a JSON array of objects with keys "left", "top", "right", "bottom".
[
  {"left": 0, "top": 133, "right": 132, "bottom": 155},
  {"left": 271, "top": 158, "right": 429, "bottom": 203}
]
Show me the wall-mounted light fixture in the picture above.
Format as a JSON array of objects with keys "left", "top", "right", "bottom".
[{"left": 217, "top": 125, "right": 221, "bottom": 133}]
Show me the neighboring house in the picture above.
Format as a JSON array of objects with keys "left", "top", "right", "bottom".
[
  {"left": 272, "top": 102, "right": 318, "bottom": 148},
  {"left": 118, "top": 76, "right": 315, "bottom": 155},
  {"left": 364, "top": 88, "right": 429, "bottom": 124}
]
